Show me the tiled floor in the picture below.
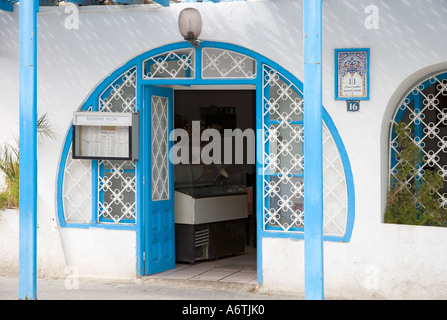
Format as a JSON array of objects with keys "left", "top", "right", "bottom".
[{"left": 146, "top": 246, "right": 257, "bottom": 285}]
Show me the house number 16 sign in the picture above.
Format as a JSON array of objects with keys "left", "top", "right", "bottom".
[
  {"left": 347, "top": 100, "right": 360, "bottom": 112},
  {"left": 335, "top": 48, "right": 370, "bottom": 101}
]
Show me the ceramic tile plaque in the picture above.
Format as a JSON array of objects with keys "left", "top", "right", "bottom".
[{"left": 335, "top": 48, "right": 370, "bottom": 100}]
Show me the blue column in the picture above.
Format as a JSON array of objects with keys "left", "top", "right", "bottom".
[
  {"left": 303, "top": 0, "right": 324, "bottom": 300},
  {"left": 18, "top": 0, "right": 38, "bottom": 300}
]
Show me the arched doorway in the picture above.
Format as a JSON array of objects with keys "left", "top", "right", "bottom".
[{"left": 57, "top": 41, "right": 355, "bottom": 283}]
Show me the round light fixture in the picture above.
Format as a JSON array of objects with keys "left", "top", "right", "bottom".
[{"left": 178, "top": 8, "right": 202, "bottom": 48}]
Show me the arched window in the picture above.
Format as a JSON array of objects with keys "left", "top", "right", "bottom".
[
  {"left": 59, "top": 66, "right": 138, "bottom": 226},
  {"left": 387, "top": 71, "right": 447, "bottom": 226}
]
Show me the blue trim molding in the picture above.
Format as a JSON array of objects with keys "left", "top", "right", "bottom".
[{"left": 0, "top": 0, "right": 15, "bottom": 12}]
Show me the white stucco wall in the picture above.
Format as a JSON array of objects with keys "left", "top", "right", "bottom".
[{"left": 1, "top": 0, "right": 447, "bottom": 299}]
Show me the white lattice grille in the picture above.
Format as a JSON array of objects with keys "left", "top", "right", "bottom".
[
  {"left": 202, "top": 48, "right": 256, "bottom": 79},
  {"left": 390, "top": 72, "right": 447, "bottom": 212},
  {"left": 99, "top": 67, "right": 137, "bottom": 113},
  {"left": 143, "top": 49, "right": 195, "bottom": 79},
  {"left": 262, "top": 66, "right": 305, "bottom": 232},
  {"left": 151, "top": 96, "right": 169, "bottom": 201},
  {"left": 64, "top": 66, "right": 137, "bottom": 225},
  {"left": 262, "top": 65, "right": 348, "bottom": 236},
  {"left": 97, "top": 66, "right": 138, "bottom": 224},
  {"left": 323, "top": 124, "right": 348, "bottom": 236},
  {"left": 98, "top": 160, "right": 136, "bottom": 223},
  {"left": 63, "top": 148, "right": 92, "bottom": 223}
]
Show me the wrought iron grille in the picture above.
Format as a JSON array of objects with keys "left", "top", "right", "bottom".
[
  {"left": 262, "top": 65, "right": 349, "bottom": 236},
  {"left": 98, "top": 160, "right": 136, "bottom": 223},
  {"left": 262, "top": 65, "right": 305, "bottom": 232},
  {"left": 97, "top": 67, "right": 138, "bottom": 224},
  {"left": 389, "top": 71, "right": 447, "bottom": 213},
  {"left": 63, "top": 149, "right": 92, "bottom": 223},
  {"left": 151, "top": 96, "right": 169, "bottom": 201},
  {"left": 142, "top": 49, "right": 195, "bottom": 79},
  {"left": 99, "top": 67, "right": 137, "bottom": 113},
  {"left": 322, "top": 124, "right": 348, "bottom": 236},
  {"left": 202, "top": 48, "right": 256, "bottom": 79}
]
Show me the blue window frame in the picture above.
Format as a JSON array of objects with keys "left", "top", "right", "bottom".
[{"left": 388, "top": 71, "right": 447, "bottom": 220}]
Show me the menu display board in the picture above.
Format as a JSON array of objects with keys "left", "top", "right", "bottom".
[{"left": 72, "top": 112, "right": 139, "bottom": 161}]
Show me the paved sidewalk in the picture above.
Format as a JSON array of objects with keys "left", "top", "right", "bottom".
[{"left": 0, "top": 276, "right": 297, "bottom": 300}]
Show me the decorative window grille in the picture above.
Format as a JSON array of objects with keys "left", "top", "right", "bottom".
[
  {"left": 262, "top": 65, "right": 349, "bottom": 236},
  {"left": 142, "top": 49, "right": 195, "bottom": 79},
  {"left": 62, "top": 67, "right": 138, "bottom": 225},
  {"left": 389, "top": 72, "right": 447, "bottom": 215},
  {"left": 97, "top": 67, "right": 137, "bottom": 224},
  {"left": 323, "top": 124, "right": 348, "bottom": 236},
  {"left": 63, "top": 149, "right": 92, "bottom": 224},
  {"left": 262, "top": 65, "right": 305, "bottom": 232},
  {"left": 151, "top": 96, "right": 169, "bottom": 201},
  {"left": 99, "top": 67, "right": 137, "bottom": 113},
  {"left": 98, "top": 160, "right": 136, "bottom": 224},
  {"left": 202, "top": 48, "right": 256, "bottom": 79},
  {"left": 62, "top": 104, "right": 94, "bottom": 224}
]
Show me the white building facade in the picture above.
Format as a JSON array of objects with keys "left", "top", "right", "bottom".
[{"left": 1, "top": 0, "right": 447, "bottom": 299}]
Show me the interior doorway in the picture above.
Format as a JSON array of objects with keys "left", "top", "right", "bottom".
[{"left": 154, "top": 87, "right": 257, "bottom": 283}]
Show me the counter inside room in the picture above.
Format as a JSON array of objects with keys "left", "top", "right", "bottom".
[{"left": 173, "top": 89, "right": 256, "bottom": 263}]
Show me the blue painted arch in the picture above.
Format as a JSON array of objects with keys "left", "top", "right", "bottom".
[{"left": 56, "top": 41, "right": 356, "bottom": 276}]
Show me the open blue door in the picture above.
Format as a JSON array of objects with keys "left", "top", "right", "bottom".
[{"left": 144, "top": 86, "right": 175, "bottom": 275}]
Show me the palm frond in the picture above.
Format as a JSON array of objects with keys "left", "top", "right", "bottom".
[
  {"left": 0, "top": 144, "right": 19, "bottom": 183},
  {"left": 37, "top": 112, "right": 58, "bottom": 140}
]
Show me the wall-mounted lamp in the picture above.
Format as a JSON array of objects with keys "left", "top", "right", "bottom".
[{"left": 178, "top": 8, "right": 202, "bottom": 49}]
